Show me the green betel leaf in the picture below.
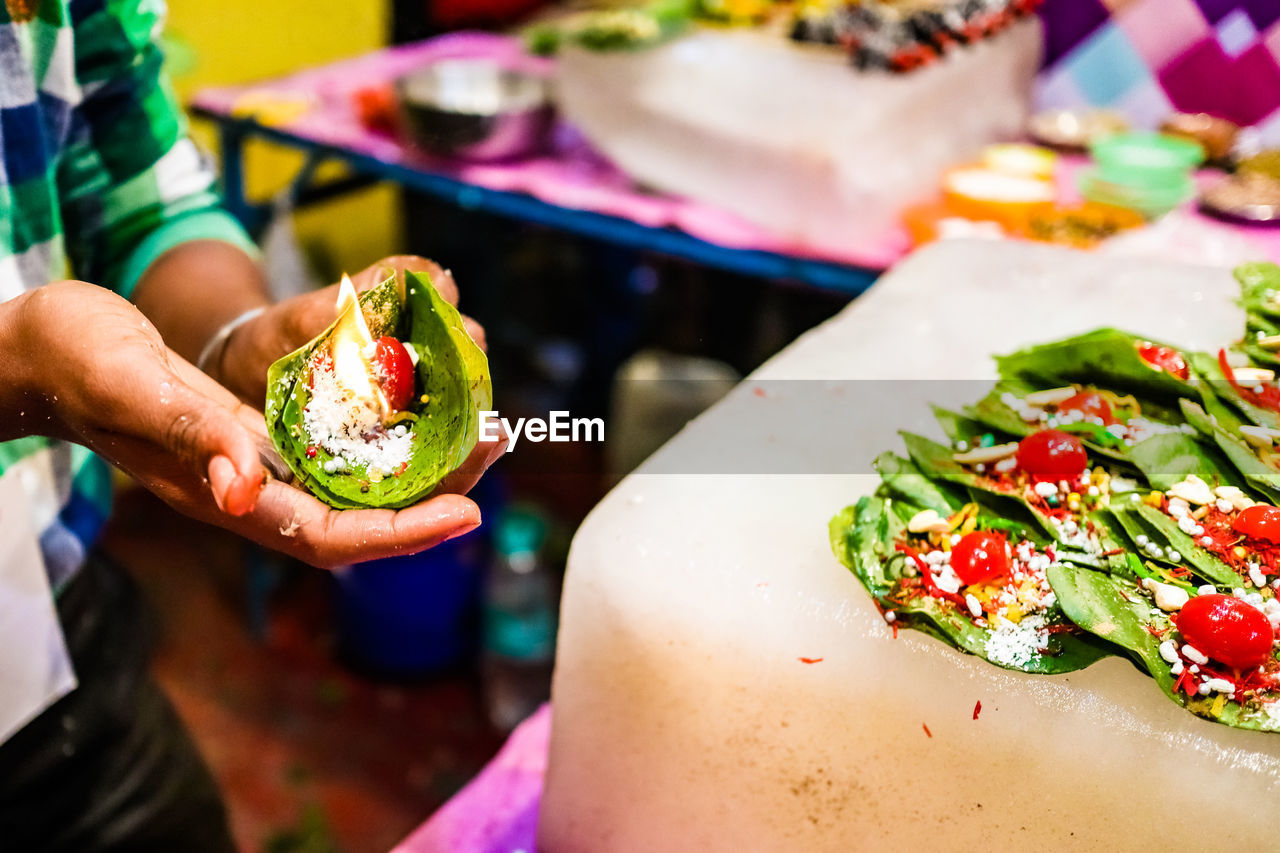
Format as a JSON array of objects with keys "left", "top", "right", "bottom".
[
  {"left": 1189, "top": 350, "right": 1280, "bottom": 431},
  {"left": 962, "top": 381, "right": 1067, "bottom": 441},
  {"left": 1125, "top": 431, "right": 1241, "bottom": 491},
  {"left": 1116, "top": 502, "right": 1240, "bottom": 587},
  {"left": 873, "top": 452, "right": 965, "bottom": 516},
  {"left": 930, "top": 404, "right": 997, "bottom": 445},
  {"left": 1242, "top": 304, "right": 1280, "bottom": 367},
  {"left": 1046, "top": 563, "right": 1175, "bottom": 691},
  {"left": 901, "top": 430, "right": 1058, "bottom": 540},
  {"left": 265, "top": 270, "right": 493, "bottom": 510},
  {"left": 1237, "top": 261, "right": 1280, "bottom": 323},
  {"left": 1178, "top": 399, "right": 1280, "bottom": 503},
  {"left": 1049, "top": 562, "right": 1280, "bottom": 733},
  {"left": 829, "top": 496, "right": 890, "bottom": 591},
  {"left": 994, "top": 328, "right": 1196, "bottom": 402},
  {"left": 1243, "top": 343, "right": 1280, "bottom": 370},
  {"left": 828, "top": 495, "right": 1112, "bottom": 673},
  {"left": 966, "top": 380, "right": 1192, "bottom": 468}
]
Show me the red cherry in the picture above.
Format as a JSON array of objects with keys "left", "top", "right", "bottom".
[
  {"left": 1016, "top": 429, "right": 1088, "bottom": 481},
  {"left": 950, "top": 531, "right": 1010, "bottom": 586},
  {"left": 1137, "top": 343, "right": 1189, "bottom": 380},
  {"left": 1177, "top": 594, "right": 1274, "bottom": 670},
  {"left": 1056, "top": 391, "right": 1114, "bottom": 424},
  {"left": 372, "top": 336, "right": 415, "bottom": 412},
  {"left": 1232, "top": 504, "right": 1280, "bottom": 545}
]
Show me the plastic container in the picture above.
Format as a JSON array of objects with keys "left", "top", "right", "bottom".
[
  {"left": 981, "top": 143, "right": 1058, "bottom": 180},
  {"left": 1089, "top": 133, "right": 1203, "bottom": 186},
  {"left": 333, "top": 474, "right": 502, "bottom": 677},
  {"left": 334, "top": 531, "right": 487, "bottom": 676},
  {"left": 942, "top": 166, "right": 1055, "bottom": 230},
  {"left": 1080, "top": 133, "right": 1204, "bottom": 219},
  {"left": 481, "top": 507, "right": 557, "bottom": 732}
]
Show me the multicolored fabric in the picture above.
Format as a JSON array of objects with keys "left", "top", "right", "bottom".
[
  {"left": 0, "top": 0, "right": 255, "bottom": 589},
  {"left": 1037, "top": 0, "right": 1280, "bottom": 144}
]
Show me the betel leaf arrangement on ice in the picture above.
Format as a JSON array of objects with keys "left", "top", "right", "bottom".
[
  {"left": 830, "top": 261, "right": 1280, "bottom": 732},
  {"left": 265, "top": 269, "right": 491, "bottom": 509}
]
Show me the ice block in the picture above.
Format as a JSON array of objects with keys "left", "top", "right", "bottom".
[
  {"left": 556, "top": 22, "right": 1041, "bottom": 259},
  {"left": 540, "top": 240, "right": 1280, "bottom": 850}
]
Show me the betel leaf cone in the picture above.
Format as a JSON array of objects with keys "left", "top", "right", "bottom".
[
  {"left": 828, "top": 495, "right": 1113, "bottom": 674},
  {"left": 264, "top": 269, "right": 492, "bottom": 510},
  {"left": 994, "top": 328, "right": 1196, "bottom": 403},
  {"left": 1189, "top": 350, "right": 1280, "bottom": 431},
  {"left": 1237, "top": 262, "right": 1280, "bottom": 368},
  {"left": 1048, "top": 562, "right": 1280, "bottom": 732}
]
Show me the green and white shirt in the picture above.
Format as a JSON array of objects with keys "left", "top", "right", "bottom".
[{"left": 0, "top": 0, "right": 254, "bottom": 588}]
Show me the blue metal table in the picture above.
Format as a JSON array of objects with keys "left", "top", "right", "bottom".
[{"left": 191, "top": 110, "right": 883, "bottom": 298}]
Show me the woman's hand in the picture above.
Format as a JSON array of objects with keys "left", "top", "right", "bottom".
[{"left": 6, "top": 281, "right": 482, "bottom": 568}]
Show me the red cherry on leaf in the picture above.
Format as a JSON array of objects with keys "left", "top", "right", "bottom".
[
  {"left": 372, "top": 336, "right": 415, "bottom": 412},
  {"left": 950, "top": 531, "right": 1010, "bottom": 586},
  {"left": 1056, "top": 391, "right": 1114, "bottom": 425},
  {"left": 1137, "top": 343, "right": 1189, "bottom": 381},
  {"left": 1177, "top": 593, "right": 1274, "bottom": 670},
  {"left": 1017, "top": 429, "right": 1088, "bottom": 482},
  {"left": 1232, "top": 504, "right": 1280, "bottom": 545}
]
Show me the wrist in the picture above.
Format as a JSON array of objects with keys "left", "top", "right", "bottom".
[
  {"left": 207, "top": 305, "right": 270, "bottom": 404},
  {"left": 0, "top": 289, "right": 64, "bottom": 437}
]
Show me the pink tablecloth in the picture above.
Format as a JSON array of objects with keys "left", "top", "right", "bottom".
[
  {"left": 193, "top": 30, "right": 1280, "bottom": 275},
  {"left": 191, "top": 31, "right": 907, "bottom": 271},
  {"left": 392, "top": 705, "right": 549, "bottom": 853}
]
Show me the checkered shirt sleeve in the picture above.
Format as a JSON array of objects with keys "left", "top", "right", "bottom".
[{"left": 57, "top": 0, "right": 254, "bottom": 297}]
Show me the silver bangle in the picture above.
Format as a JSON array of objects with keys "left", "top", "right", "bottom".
[{"left": 196, "top": 306, "right": 266, "bottom": 374}]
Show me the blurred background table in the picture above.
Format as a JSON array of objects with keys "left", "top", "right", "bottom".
[{"left": 190, "top": 32, "right": 892, "bottom": 298}]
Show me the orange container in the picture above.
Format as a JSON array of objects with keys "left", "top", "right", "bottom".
[{"left": 942, "top": 166, "right": 1055, "bottom": 230}]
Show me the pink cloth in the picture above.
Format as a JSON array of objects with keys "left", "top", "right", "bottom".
[
  {"left": 191, "top": 31, "right": 905, "bottom": 270},
  {"left": 392, "top": 704, "right": 549, "bottom": 853},
  {"left": 193, "top": 30, "right": 1280, "bottom": 274}
]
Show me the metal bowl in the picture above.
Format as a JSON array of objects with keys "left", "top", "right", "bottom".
[
  {"left": 1200, "top": 172, "right": 1280, "bottom": 226},
  {"left": 395, "top": 59, "right": 554, "bottom": 162},
  {"left": 1028, "top": 108, "right": 1129, "bottom": 152}
]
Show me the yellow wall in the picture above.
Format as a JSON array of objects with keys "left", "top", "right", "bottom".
[{"left": 165, "top": 0, "right": 402, "bottom": 282}]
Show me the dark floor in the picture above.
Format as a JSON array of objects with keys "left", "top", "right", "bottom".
[{"left": 103, "top": 487, "right": 503, "bottom": 853}]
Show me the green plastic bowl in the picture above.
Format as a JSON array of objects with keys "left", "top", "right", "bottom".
[
  {"left": 1089, "top": 132, "right": 1204, "bottom": 189},
  {"left": 1078, "top": 168, "right": 1194, "bottom": 219}
]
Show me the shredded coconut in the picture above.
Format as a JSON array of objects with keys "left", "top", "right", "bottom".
[
  {"left": 303, "top": 358, "right": 414, "bottom": 476},
  {"left": 985, "top": 614, "right": 1049, "bottom": 668}
]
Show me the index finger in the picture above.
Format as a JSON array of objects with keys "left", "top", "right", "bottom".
[{"left": 351, "top": 255, "right": 460, "bottom": 307}]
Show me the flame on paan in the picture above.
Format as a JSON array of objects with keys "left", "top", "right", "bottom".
[{"left": 329, "top": 274, "right": 389, "bottom": 417}]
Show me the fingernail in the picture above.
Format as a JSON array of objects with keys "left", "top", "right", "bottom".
[
  {"left": 226, "top": 470, "right": 263, "bottom": 517},
  {"left": 208, "top": 455, "right": 259, "bottom": 517},
  {"left": 208, "top": 455, "right": 233, "bottom": 514},
  {"left": 446, "top": 519, "right": 482, "bottom": 542}
]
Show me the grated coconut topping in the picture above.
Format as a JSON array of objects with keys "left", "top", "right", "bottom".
[
  {"left": 985, "top": 614, "right": 1049, "bottom": 668},
  {"left": 303, "top": 359, "right": 414, "bottom": 476}
]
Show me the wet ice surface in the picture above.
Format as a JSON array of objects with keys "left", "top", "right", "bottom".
[{"left": 541, "top": 242, "right": 1280, "bottom": 851}]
